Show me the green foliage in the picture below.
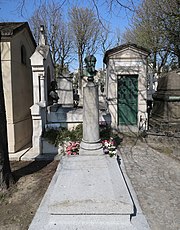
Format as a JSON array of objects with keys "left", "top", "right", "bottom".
[
  {"left": 112, "top": 134, "right": 122, "bottom": 147},
  {"left": 100, "top": 125, "right": 111, "bottom": 140},
  {"left": 43, "top": 129, "right": 59, "bottom": 145},
  {"left": 43, "top": 123, "right": 122, "bottom": 148},
  {"left": 43, "top": 124, "right": 83, "bottom": 147},
  {"left": 100, "top": 125, "right": 122, "bottom": 147}
]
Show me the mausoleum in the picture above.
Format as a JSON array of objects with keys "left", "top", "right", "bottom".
[
  {"left": 104, "top": 43, "right": 149, "bottom": 132},
  {"left": 0, "top": 22, "right": 36, "bottom": 152}
]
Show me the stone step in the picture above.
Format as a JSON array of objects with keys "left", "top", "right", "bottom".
[{"left": 47, "top": 215, "right": 135, "bottom": 230}]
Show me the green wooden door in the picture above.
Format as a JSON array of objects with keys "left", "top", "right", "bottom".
[{"left": 118, "top": 75, "right": 138, "bottom": 125}]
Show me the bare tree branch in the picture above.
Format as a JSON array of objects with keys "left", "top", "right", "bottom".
[{"left": 29, "top": 1, "right": 73, "bottom": 73}]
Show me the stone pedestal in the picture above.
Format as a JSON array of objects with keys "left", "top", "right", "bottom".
[
  {"left": 30, "top": 103, "right": 46, "bottom": 154},
  {"left": 80, "top": 82, "right": 102, "bottom": 152}
]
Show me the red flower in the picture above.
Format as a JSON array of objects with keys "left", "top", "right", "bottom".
[{"left": 67, "top": 150, "right": 72, "bottom": 155}]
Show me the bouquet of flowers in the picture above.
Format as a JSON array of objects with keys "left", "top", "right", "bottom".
[
  {"left": 66, "top": 141, "right": 80, "bottom": 155},
  {"left": 102, "top": 137, "right": 117, "bottom": 157}
]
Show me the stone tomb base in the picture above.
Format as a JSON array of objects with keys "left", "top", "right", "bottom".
[
  {"left": 150, "top": 70, "right": 180, "bottom": 132},
  {"left": 29, "top": 154, "right": 149, "bottom": 230}
]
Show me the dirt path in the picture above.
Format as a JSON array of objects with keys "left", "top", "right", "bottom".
[{"left": 0, "top": 160, "right": 59, "bottom": 230}]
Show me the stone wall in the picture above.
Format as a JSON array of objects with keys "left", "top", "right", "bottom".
[{"left": 1, "top": 25, "right": 36, "bottom": 152}]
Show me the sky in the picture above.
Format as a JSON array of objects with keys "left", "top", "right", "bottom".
[{"left": 0, "top": 0, "right": 138, "bottom": 70}]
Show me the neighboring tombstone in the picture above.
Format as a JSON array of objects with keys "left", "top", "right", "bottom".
[
  {"left": 30, "top": 25, "right": 54, "bottom": 154},
  {"left": 78, "top": 69, "right": 105, "bottom": 107},
  {"left": 150, "top": 69, "right": 180, "bottom": 133},
  {"left": 56, "top": 73, "right": 74, "bottom": 107},
  {"left": 94, "top": 69, "right": 106, "bottom": 109},
  {"left": 78, "top": 75, "right": 88, "bottom": 106}
]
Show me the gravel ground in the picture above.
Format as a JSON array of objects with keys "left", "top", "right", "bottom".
[{"left": 120, "top": 135, "right": 180, "bottom": 230}]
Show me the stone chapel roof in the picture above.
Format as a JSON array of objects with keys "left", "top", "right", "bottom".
[
  {"left": 103, "top": 43, "right": 150, "bottom": 64},
  {"left": 0, "top": 22, "right": 36, "bottom": 46}
]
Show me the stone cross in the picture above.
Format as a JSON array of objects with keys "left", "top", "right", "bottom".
[{"left": 39, "top": 25, "right": 46, "bottom": 46}]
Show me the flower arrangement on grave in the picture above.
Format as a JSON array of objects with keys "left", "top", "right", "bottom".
[
  {"left": 102, "top": 137, "right": 117, "bottom": 157},
  {"left": 65, "top": 141, "right": 80, "bottom": 155}
]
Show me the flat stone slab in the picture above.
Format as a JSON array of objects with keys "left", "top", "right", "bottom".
[
  {"left": 49, "top": 155, "right": 133, "bottom": 215},
  {"left": 29, "top": 153, "right": 150, "bottom": 230}
]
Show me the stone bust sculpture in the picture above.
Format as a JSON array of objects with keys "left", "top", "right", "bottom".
[{"left": 84, "top": 55, "right": 97, "bottom": 81}]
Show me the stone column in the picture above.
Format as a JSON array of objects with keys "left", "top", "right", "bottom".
[
  {"left": 40, "top": 74, "right": 46, "bottom": 106},
  {"left": 80, "top": 81, "right": 102, "bottom": 151},
  {"left": 30, "top": 104, "right": 43, "bottom": 154},
  {"left": 79, "top": 55, "right": 103, "bottom": 154}
]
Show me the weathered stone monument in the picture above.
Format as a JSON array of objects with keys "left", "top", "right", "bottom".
[
  {"left": 29, "top": 55, "right": 149, "bottom": 230},
  {"left": 30, "top": 25, "right": 54, "bottom": 154},
  {"left": 80, "top": 55, "right": 103, "bottom": 153},
  {"left": 150, "top": 69, "right": 180, "bottom": 132},
  {"left": 56, "top": 73, "right": 74, "bottom": 107}
]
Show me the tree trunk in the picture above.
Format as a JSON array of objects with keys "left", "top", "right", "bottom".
[
  {"left": 78, "top": 48, "right": 84, "bottom": 95},
  {"left": 0, "top": 34, "right": 14, "bottom": 190},
  {"left": 153, "top": 51, "right": 157, "bottom": 74},
  {"left": 78, "top": 48, "right": 83, "bottom": 77},
  {"left": 177, "top": 52, "right": 180, "bottom": 68}
]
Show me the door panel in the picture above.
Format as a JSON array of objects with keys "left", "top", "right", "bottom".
[{"left": 118, "top": 75, "right": 138, "bottom": 125}]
